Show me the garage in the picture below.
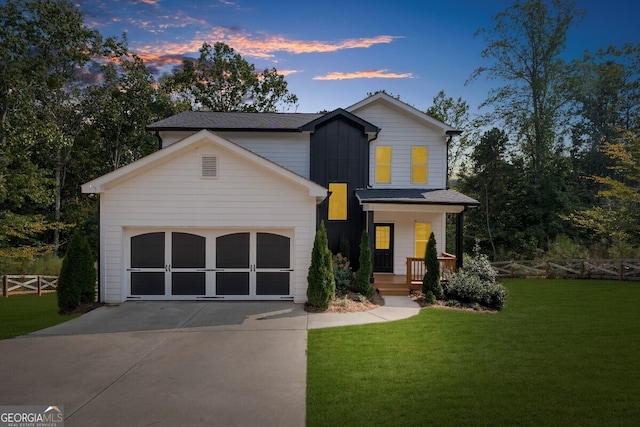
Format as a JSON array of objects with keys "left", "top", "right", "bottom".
[{"left": 127, "top": 230, "right": 293, "bottom": 300}]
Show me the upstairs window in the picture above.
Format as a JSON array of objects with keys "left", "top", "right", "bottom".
[
  {"left": 375, "top": 146, "right": 392, "bottom": 183},
  {"left": 414, "top": 222, "right": 431, "bottom": 258},
  {"left": 328, "top": 183, "right": 347, "bottom": 220},
  {"left": 411, "top": 147, "right": 428, "bottom": 184}
]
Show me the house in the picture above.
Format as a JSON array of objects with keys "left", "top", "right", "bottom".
[{"left": 81, "top": 92, "right": 479, "bottom": 303}]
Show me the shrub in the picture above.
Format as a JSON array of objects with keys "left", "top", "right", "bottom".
[
  {"left": 307, "top": 221, "right": 335, "bottom": 309},
  {"left": 422, "top": 232, "right": 443, "bottom": 299},
  {"left": 354, "top": 230, "right": 374, "bottom": 296},
  {"left": 333, "top": 253, "right": 354, "bottom": 295},
  {"left": 443, "top": 244, "right": 508, "bottom": 311},
  {"left": 57, "top": 230, "right": 96, "bottom": 313}
]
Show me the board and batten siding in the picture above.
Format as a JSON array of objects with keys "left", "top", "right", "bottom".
[
  {"left": 158, "top": 130, "right": 310, "bottom": 178},
  {"left": 98, "top": 140, "right": 317, "bottom": 303},
  {"left": 374, "top": 211, "right": 445, "bottom": 275},
  {"left": 352, "top": 103, "right": 447, "bottom": 189}
]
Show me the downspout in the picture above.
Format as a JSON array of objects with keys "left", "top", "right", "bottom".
[
  {"left": 154, "top": 131, "right": 162, "bottom": 150},
  {"left": 445, "top": 130, "right": 462, "bottom": 189}
]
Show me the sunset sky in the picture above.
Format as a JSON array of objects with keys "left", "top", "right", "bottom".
[{"left": 78, "top": 0, "right": 640, "bottom": 114}]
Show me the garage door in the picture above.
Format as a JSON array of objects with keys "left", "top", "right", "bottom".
[{"left": 127, "top": 230, "right": 292, "bottom": 300}]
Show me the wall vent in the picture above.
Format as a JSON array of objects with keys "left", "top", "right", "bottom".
[{"left": 201, "top": 156, "right": 218, "bottom": 178}]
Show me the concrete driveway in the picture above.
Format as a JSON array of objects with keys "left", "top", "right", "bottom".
[{"left": 0, "top": 302, "right": 309, "bottom": 427}]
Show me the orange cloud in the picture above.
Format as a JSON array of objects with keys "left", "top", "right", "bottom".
[
  {"left": 313, "top": 70, "right": 414, "bottom": 80},
  {"left": 134, "top": 28, "right": 401, "bottom": 62}
]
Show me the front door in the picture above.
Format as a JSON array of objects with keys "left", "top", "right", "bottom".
[{"left": 373, "top": 223, "right": 394, "bottom": 273}]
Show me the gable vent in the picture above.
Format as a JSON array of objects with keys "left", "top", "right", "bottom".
[{"left": 202, "top": 156, "right": 218, "bottom": 178}]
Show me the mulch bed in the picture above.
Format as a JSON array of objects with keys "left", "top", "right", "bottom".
[{"left": 305, "top": 291, "right": 385, "bottom": 313}]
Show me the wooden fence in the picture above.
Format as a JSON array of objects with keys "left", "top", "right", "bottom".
[
  {"left": 2, "top": 275, "right": 58, "bottom": 297},
  {"left": 491, "top": 259, "right": 640, "bottom": 281}
]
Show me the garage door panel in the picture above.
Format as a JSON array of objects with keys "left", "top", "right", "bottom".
[
  {"left": 256, "top": 233, "right": 290, "bottom": 269},
  {"left": 172, "top": 233, "right": 205, "bottom": 268},
  {"left": 256, "top": 272, "right": 290, "bottom": 295},
  {"left": 131, "top": 272, "right": 165, "bottom": 295},
  {"left": 172, "top": 272, "right": 206, "bottom": 295},
  {"left": 216, "top": 272, "right": 250, "bottom": 295},
  {"left": 131, "top": 233, "right": 165, "bottom": 268},
  {"left": 216, "top": 233, "right": 250, "bottom": 268}
]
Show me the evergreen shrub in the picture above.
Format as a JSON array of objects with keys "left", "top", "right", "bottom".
[
  {"left": 57, "top": 230, "right": 96, "bottom": 313},
  {"left": 307, "top": 221, "right": 335, "bottom": 308}
]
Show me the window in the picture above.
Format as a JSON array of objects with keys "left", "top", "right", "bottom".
[
  {"left": 375, "top": 225, "right": 391, "bottom": 250},
  {"left": 411, "top": 147, "right": 428, "bottom": 184},
  {"left": 328, "top": 183, "right": 347, "bottom": 220},
  {"left": 414, "top": 222, "right": 431, "bottom": 258},
  {"left": 202, "top": 156, "right": 218, "bottom": 178},
  {"left": 375, "top": 146, "right": 392, "bottom": 183}
]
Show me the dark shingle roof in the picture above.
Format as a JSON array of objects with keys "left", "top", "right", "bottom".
[
  {"left": 147, "top": 111, "right": 324, "bottom": 131},
  {"left": 355, "top": 189, "right": 480, "bottom": 206}
]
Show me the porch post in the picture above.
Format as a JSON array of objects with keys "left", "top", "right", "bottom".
[
  {"left": 456, "top": 209, "right": 465, "bottom": 270},
  {"left": 367, "top": 210, "right": 375, "bottom": 283}
]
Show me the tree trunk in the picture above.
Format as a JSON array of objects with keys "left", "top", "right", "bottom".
[{"left": 53, "top": 149, "right": 62, "bottom": 256}]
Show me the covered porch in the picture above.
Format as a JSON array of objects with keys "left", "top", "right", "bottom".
[{"left": 356, "top": 188, "right": 479, "bottom": 296}]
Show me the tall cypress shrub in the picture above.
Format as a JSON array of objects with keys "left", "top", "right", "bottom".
[
  {"left": 306, "top": 221, "right": 335, "bottom": 308},
  {"left": 57, "top": 230, "right": 96, "bottom": 313},
  {"left": 423, "top": 232, "right": 443, "bottom": 300},
  {"left": 354, "top": 229, "right": 374, "bottom": 296}
]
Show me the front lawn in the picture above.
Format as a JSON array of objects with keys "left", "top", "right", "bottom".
[
  {"left": 307, "top": 279, "right": 640, "bottom": 426},
  {"left": 0, "top": 293, "right": 80, "bottom": 340}
]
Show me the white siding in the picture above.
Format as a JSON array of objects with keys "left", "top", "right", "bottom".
[
  {"left": 159, "top": 130, "right": 310, "bottom": 178},
  {"left": 99, "top": 140, "right": 317, "bottom": 303},
  {"left": 353, "top": 103, "right": 447, "bottom": 189},
  {"left": 374, "top": 211, "right": 446, "bottom": 275}
]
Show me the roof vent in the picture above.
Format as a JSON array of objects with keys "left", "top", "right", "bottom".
[{"left": 202, "top": 156, "right": 218, "bottom": 178}]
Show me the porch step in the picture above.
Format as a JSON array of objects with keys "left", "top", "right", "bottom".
[{"left": 376, "top": 287, "right": 411, "bottom": 296}]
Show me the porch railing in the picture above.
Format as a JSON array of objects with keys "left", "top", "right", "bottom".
[{"left": 406, "top": 253, "right": 457, "bottom": 285}]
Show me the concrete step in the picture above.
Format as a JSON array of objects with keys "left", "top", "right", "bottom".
[{"left": 375, "top": 287, "right": 411, "bottom": 296}]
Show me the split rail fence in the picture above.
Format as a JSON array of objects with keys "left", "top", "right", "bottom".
[
  {"left": 491, "top": 259, "right": 640, "bottom": 281},
  {"left": 2, "top": 275, "right": 58, "bottom": 297}
]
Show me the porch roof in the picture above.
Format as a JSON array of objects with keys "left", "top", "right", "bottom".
[{"left": 355, "top": 188, "right": 480, "bottom": 206}]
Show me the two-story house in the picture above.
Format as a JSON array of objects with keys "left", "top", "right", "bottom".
[{"left": 82, "top": 92, "right": 479, "bottom": 304}]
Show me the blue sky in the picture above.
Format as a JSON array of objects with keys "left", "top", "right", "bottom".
[{"left": 78, "top": 0, "right": 640, "bottom": 114}]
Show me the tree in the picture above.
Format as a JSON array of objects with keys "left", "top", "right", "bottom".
[
  {"left": 470, "top": 0, "right": 583, "bottom": 179},
  {"left": 0, "top": 0, "right": 121, "bottom": 256},
  {"left": 353, "top": 230, "right": 374, "bottom": 296},
  {"left": 425, "top": 90, "right": 476, "bottom": 177},
  {"left": 161, "top": 42, "right": 298, "bottom": 112},
  {"left": 569, "top": 133, "right": 640, "bottom": 249},
  {"left": 307, "top": 221, "right": 335, "bottom": 309},
  {"left": 57, "top": 229, "right": 96, "bottom": 313},
  {"left": 422, "top": 232, "right": 443, "bottom": 301}
]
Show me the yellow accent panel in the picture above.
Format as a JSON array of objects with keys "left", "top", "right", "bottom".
[
  {"left": 414, "top": 222, "right": 431, "bottom": 258},
  {"left": 375, "top": 226, "right": 391, "bottom": 250},
  {"left": 375, "top": 146, "right": 392, "bottom": 183},
  {"left": 328, "top": 183, "right": 347, "bottom": 220},
  {"left": 411, "top": 146, "right": 428, "bottom": 184}
]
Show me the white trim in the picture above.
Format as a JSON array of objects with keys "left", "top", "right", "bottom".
[
  {"left": 82, "top": 129, "right": 327, "bottom": 199},
  {"left": 346, "top": 92, "right": 458, "bottom": 134},
  {"left": 362, "top": 203, "right": 465, "bottom": 213}
]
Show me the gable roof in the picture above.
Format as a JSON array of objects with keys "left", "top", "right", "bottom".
[
  {"left": 146, "top": 111, "right": 324, "bottom": 132},
  {"left": 346, "top": 92, "right": 460, "bottom": 135},
  {"left": 82, "top": 129, "right": 328, "bottom": 198},
  {"left": 299, "top": 108, "right": 379, "bottom": 134}
]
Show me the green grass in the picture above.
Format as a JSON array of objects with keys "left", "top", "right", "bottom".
[
  {"left": 0, "top": 293, "right": 80, "bottom": 340},
  {"left": 307, "top": 279, "right": 640, "bottom": 426}
]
